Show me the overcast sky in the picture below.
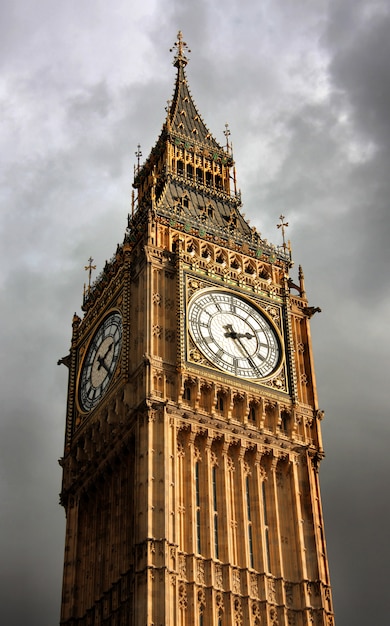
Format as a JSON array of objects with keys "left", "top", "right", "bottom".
[{"left": 1, "top": 1, "right": 389, "bottom": 624}]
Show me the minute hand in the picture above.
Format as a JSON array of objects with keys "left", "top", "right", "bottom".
[
  {"left": 235, "top": 335, "right": 262, "bottom": 375},
  {"left": 224, "top": 324, "right": 262, "bottom": 377}
]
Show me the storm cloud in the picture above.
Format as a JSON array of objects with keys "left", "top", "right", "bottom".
[{"left": 1, "top": 2, "right": 389, "bottom": 624}]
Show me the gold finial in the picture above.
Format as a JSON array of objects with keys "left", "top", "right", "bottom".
[
  {"left": 84, "top": 256, "right": 96, "bottom": 294},
  {"left": 277, "top": 214, "right": 289, "bottom": 251},
  {"left": 170, "top": 31, "right": 191, "bottom": 67}
]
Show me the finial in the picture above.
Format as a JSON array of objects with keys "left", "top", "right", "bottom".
[
  {"left": 170, "top": 31, "right": 191, "bottom": 67},
  {"left": 84, "top": 257, "right": 96, "bottom": 295},
  {"left": 277, "top": 214, "right": 289, "bottom": 251},
  {"left": 131, "top": 189, "right": 135, "bottom": 218},
  {"left": 224, "top": 123, "right": 231, "bottom": 154},
  {"left": 298, "top": 265, "right": 306, "bottom": 298},
  {"left": 135, "top": 144, "right": 142, "bottom": 174}
]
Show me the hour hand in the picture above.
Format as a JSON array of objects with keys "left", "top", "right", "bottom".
[
  {"left": 223, "top": 324, "right": 237, "bottom": 338},
  {"left": 223, "top": 324, "right": 254, "bottom": 341},
  {"left": 237, "top": 332, "right": 254, "bottom": 340},
  {"left": 97, "top": 354, "right": 110, "bottom": 373}
]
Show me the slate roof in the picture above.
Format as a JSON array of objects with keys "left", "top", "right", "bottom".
[{"left": 166, "top": 52, "right": 221, "bottom": 151}]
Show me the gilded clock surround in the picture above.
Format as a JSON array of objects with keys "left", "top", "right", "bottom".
[
  {"left": 185, "top": 279, "right": 286, "bottom": 388},
  {"left": 59, "top": 32, "right": 334, "bottom": 626}
]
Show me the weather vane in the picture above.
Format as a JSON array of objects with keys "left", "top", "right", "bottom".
[
  {"left": 277, "top": 214, "right": 289, "bottom": 251},
  {"left": 84, "top": 256, "right": 96, "bottom": 295}
]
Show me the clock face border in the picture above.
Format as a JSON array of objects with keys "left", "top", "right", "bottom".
[
  {"left": 187, "top": 287, "right": 284, "bottom": 382},
  {"left": 77, "top": 310, "right": 123, "bottom": 413}
]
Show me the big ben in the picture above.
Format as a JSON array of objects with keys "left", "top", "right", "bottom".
[{"left": 59, "top": 32, "right": 335, "bottom": 626}]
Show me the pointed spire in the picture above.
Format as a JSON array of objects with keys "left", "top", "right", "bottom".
[
  {"left": 170, "top": 31, "right": 191, "bottom": 68},
  {"left": 166, "top": 33, "right": 221, "bottom": 149}
]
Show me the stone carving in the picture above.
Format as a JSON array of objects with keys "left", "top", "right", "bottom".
[
  {"left": 268, "top": 578, "right": 276, "bottom": 603},
  {"left": 178, "top": 554, "right": 186, "bottom": 579},
  {"left": 152, "top": 324, "right": 162, "bottom": 337},
  {"left": 266, "top": 305, "right": 279, "bottom": 320},
  {"left": 196, "top": 558, "right": 205, "bottom": 584},
  {"left": 251, "top": 600, "right": 261, "bottom": 624},
  {"left": 233, "top": 597, "right": 243, "bottom": 625},
  {"left": 215, "top": 591, "right": 224, "bottom": 612},
  {"left": 227, "top": 455, "right": 235, "bottom": 472},
  {"left": 197, "top": 588, "right": 206, "bottom": 614},
  {"left": 178, "top": 583, "right": 187, "bottom": 610},
  {"left": 287, "top": 611, "right": 296, "bottom": 626},
  {"left": 250, "top": 573, "right": 258, "bottom": 598},
  {"left": 215, "top": 564, "right": 223, "bottom": 589},
  {"left": 232, "top": 569, "right": 240, "bottom": 594},
  {"left": 189, "top": 348, "right": 202, "bottom": 363},
  {"left": 210, "top": 451, "right": 218, "bottom": 466},
  {"left": 269, "top": 605, "right": 278, "bottom": 625},
  {"left": 177, "top": 440, "right": 185, "bottom": 457}
]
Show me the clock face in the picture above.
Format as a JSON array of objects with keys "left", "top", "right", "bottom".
[
  {"left": 188, "top": 290, "right": 281, "bottom": 380},
  {"left": 79, "top": 312, "right": 122, "bottom": 412}
]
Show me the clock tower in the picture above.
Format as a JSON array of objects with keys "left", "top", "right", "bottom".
[{"left": 59, "top": 32, "right": 334, "bottom": 626}]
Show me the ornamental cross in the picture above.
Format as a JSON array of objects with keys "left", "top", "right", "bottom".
[
  {"left": 170, "top": 31, "right": 191, "bottom": 66},
  {"left": 84, "top": 257, "right": 96, "bottom": 293},
  {"left": 277, "top": 214, "right": 289, "bottom": 250}
]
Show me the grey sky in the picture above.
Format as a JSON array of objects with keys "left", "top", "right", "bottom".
[{"left": 1, "top": 1, "right": 389, "bottom": 624}]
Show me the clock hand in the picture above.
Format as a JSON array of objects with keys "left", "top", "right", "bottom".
[
  {"left": 96, "top": 341, "right": 114, "bottom": 372},
  {"left": 223, "top": 324, "right": 261, "bottom": 377},
  {"left": 101, "top": 341, "right": 113, "bottom": 361},
  {"left": 97, "top": 355, "right": 110, "bottom": 373},
  {"left": 223, "top": 325, "right": 254, "bottom": 341},
  {"left": 223, "top": 323, "right": 237, "bottom": 338}
]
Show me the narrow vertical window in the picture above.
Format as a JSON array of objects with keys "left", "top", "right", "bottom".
[
  {"left": 195, "top": 461, "right": 201, "bottom": 554},
  {"left": 246, "top": 475, "right": 254, "bottom": 568},
  {"left": 212, "top": 465, "right": 219, "bottom": 559},
  {"left": 262, "top": 481, "right": 271, "bottom": 571}
]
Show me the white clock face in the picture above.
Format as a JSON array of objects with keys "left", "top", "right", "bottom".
[
  {"left": 79, "top": 312, "right": 122, "bottom": 411},
  {"left": 188, "top": 290, "right": 281, "bottom": 380}
]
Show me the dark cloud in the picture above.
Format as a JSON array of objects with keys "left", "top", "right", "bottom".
[{"left": 1, "top": 2, "right": 389, "bottom": 625}]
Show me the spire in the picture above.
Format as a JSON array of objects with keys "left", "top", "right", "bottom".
[
  {"left": 129, "top": 34, "right": 291, "bottom": 267},
  {"left": 167, "top": 32, "right": 221, "bottom": 149}
]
